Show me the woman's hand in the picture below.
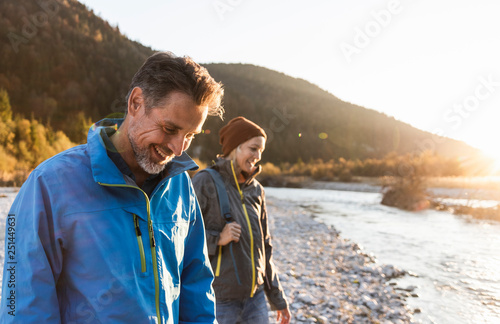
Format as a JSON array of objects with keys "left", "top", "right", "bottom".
[
  {"left": 218, "top": 222, "right": 242, "bottom": 246},
  {"left": 277, "top": 308, "right": 291, "bottom": 324}
]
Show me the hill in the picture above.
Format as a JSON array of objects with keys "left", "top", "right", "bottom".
[
  {"left": 195, "top": 63, "right": 480, "bottom": 164},
  {"left": 0, "top": 0, "right": 154, "bottom": 140},
  {"left": 0, "top": 0, "right": 481, "bottom": 166}
]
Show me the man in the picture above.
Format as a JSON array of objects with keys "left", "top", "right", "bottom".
[{"left": 0, "top": 52, "right": 224, "bottom": 323}]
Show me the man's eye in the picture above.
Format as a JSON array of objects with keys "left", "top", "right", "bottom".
[{"left": 164, "top": 128, "right": 176, "bottom": 134}]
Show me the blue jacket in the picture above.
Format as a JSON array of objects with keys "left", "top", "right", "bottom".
[{"left": 0, "top": 120, "right": 216, "bottom": 323}]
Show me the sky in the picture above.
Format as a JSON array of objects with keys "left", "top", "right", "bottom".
[{"left": 79, "top": 0, "right": 500, "bottom": 160}]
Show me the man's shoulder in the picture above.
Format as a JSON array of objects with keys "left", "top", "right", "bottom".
[
  {"left": 18, "top": 144, "right": 92, "bottom": 195},
  {"left": 35, "top": 143, "right": 90, "bottom": 173}
]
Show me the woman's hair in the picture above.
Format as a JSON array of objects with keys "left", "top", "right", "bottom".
[
  {"left": 126, "top": 51, "right": 224, "bottom": 118},
  {"left": 226, "top": 144, "right": 242, "bottom": 164}
]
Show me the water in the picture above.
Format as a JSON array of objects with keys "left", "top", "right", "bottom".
[
  {"left": 265, "top": 187, "right": 500, "bottom": 324},
  {"left": 1, "top": 186, "right": 499, "bottom": 323}
]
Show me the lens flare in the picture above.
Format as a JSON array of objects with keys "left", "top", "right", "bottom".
[{"left": 319, "top": 132, "right": 328, "bottom": 140}]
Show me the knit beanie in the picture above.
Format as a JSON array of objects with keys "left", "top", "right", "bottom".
[{"left": 219, "top": 117, "right": 267, "bottom": 156}]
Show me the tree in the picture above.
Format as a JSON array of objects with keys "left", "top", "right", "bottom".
[{"left": 0, "top": 88, "right": 12, "bottom": 122}]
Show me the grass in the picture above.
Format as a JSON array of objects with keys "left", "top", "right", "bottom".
[
  {"left": 378, "top": 175, "right": 500, "bottom": 221},
  {"left": 431, "top": 200, "right": 500, "bottom": 222}
]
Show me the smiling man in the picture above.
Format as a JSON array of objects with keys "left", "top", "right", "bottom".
[
  {"left": 0, "top": 52, "right": 224, "bottom": 323},
  {"left": 115, "top": 89, "right": 209, "bottom": 187}
]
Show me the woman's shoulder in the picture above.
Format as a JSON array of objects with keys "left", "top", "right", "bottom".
[
  {"left": 191, "top": 168, "right": 214, "bottom": 186},
  {"left": 245, "top": 178, "right": 265, "bottom": 197}
]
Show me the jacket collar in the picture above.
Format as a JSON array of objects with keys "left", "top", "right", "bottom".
[
  {"left": 214, "top": 157, "right": 261, "bottom": 188},
  {"left": 88, "top": 118, "right": 198, "bottom": 186}
]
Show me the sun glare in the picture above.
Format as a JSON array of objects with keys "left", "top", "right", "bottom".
[{"left": 479, "top": 148, "right": 500, "bottom": 175}]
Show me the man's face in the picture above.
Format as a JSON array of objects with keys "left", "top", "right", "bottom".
[{"left": 127, "top": 91, "right": 207, "bottom": 175}]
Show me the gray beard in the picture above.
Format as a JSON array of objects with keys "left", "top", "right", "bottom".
[{"left": 128, "top": 133, "right": 169, "bottom": 175}]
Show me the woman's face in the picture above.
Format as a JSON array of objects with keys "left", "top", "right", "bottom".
[{"left": 234, "top": 136, "right": 266, "bottom": 174}]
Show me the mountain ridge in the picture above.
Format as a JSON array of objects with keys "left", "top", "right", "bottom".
[{"left": 0, "top": 0, "right": 480, "bottom": 165}]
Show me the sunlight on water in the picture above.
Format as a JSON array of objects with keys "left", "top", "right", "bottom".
[{"left": 265, "top": 187, "right": 500, "bottom": 324}]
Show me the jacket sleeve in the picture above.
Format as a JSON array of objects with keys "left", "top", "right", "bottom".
[
  {"left": 178, "top": 181, "right": 217, "bottom": 324},
  {"left": 0, "top": 171, "right": 64, "bottom": 323},
  {"left": 192, "top": 171, "right": 225, "bottom": 256},
  {"left": 260, "top": 189, "right": 289, "bottom": 311}
]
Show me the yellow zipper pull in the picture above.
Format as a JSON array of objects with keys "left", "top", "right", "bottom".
[
  {"left": 134, "top": 214, "right": 142, "bottom": 237},
  {"left": 149, "top": 221, "right": 156, "bottom": 247}
]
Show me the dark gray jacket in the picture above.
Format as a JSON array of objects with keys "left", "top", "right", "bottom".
[{"left": 192, "top": 158, "right": 288, "bottom": 310}]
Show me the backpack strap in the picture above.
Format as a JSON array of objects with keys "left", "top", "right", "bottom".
[
  {"left": 203, "top": 168, "right": 234, "bottom": 223},
  {"left": 201, "top": 167, "right": 242, "bottom": 285}
]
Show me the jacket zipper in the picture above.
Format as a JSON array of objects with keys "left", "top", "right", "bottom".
[
  {"left": 229, "top": 161, "right": 256, "bottom": 297},
  {"left": 133, "top": 214, "right": 147, "bottom": 273},
  {"left": 98, "top": 183, "right": 161, "bottom": 322}
]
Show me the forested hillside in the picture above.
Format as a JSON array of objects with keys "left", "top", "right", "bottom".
[
  {"left": 0, "top": 0, "right": 480, "bottom": 171},
  {"left": 0, "top": 0, "right": 154, "bottom": 140},
  {"left": 0, "top": 88, "right": 75, "bottom": 185}
]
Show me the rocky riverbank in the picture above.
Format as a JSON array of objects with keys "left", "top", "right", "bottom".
[{"left": 266, "top": 197, "right": 418, "bottom": 324}]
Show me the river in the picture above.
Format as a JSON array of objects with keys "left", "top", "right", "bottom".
[
  {"left": 1, "top": 186, "right": 499, "bottom": 323},
  {"left": 265, "top": 187, "right": 500, "bottom": 324}
]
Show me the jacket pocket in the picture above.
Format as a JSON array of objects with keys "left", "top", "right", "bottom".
[{"left": 133, "top": 214, "right": 147, "bottom": 273}]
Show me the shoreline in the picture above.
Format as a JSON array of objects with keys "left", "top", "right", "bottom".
[{"left": 266, "top": 196, "right": 416, "bottom": 323}]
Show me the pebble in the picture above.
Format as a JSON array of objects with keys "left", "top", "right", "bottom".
[{"left": 266, "top": 197, "right": 417, "bottom": 323}]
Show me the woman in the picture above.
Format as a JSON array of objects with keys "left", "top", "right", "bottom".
[{"left": 193, "top": 117, "right": 291, "bottom": 324}]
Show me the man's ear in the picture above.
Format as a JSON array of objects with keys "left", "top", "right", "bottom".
[{"left": 127, "top": 87, "right": 145, "bottom": 117}]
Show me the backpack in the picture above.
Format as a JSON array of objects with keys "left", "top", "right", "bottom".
[
  {"left": 202, "top": 168, "right": 234, "bottom": 223},
  {"left": 201, "top": 168, "right": 242, "bottom": 285}
]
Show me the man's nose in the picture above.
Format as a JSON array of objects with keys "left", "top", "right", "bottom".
[{"left": 167, "top": 135, "right": 186, "bottom": 157}]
